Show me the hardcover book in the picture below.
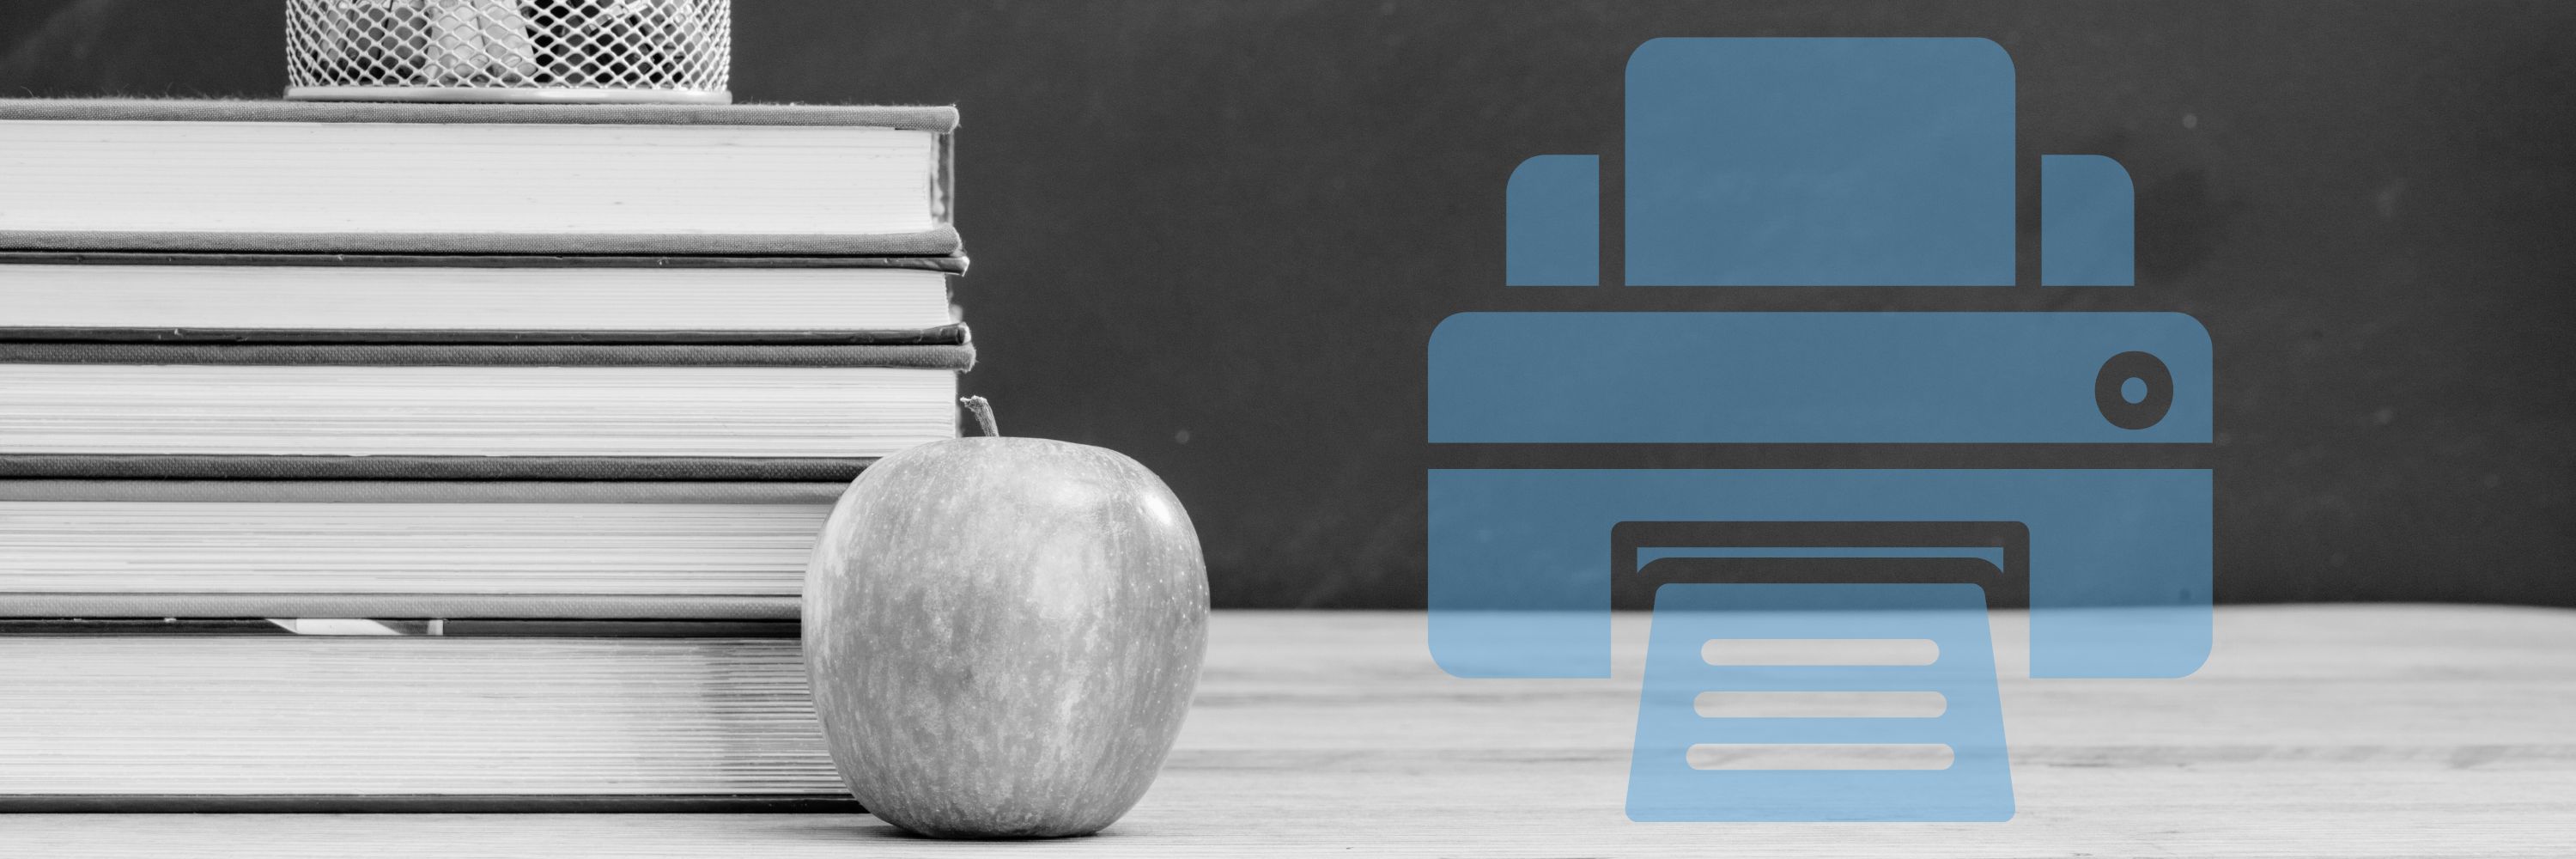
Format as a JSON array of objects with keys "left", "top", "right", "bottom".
[
  {"left": 0, "top": 100, "right": 959, "bottom": 256},
  {"left": 0, "top": 481, "right": 845, "bottom": 620},
  {"left": 0, "top": 253, "right": 966, "bottom": 345},
  {"left": 0, "top": 626, "right": 848, "bottom": 810},
  {"left": 0, "top": 343, "right": 967, "bottom": 464}
]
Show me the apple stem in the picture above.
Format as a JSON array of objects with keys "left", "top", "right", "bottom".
[{"left": 960, "top": 395, "right": 1001, "bottom": 437}]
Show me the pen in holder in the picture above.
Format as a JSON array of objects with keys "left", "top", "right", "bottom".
[{"left": 284, "top": 0, "right": 730, "bottom": 104}]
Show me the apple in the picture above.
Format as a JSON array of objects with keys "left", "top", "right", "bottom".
[{"left": 803, "top": 399, "right": 1210, "bottom": 838}]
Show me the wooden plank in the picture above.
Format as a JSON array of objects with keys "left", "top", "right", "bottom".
[{"left": 1, "top": 606, "right": 2569, "bottom": 856}]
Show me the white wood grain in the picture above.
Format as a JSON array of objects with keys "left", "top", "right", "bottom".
[{"left": 2, "top": 605, "right": 2569, "bottom": 856}]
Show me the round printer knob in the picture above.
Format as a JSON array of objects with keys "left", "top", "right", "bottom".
[{"left": 2095, "top": 350, "right": 2173, "bottom": 430}]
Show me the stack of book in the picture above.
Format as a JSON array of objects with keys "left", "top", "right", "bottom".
[{"left": 0, "top": 99, "right": 965, "bottom": 810}]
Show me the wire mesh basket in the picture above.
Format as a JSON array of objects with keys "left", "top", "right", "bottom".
[{"left": 285, "top": 0, "right": 730, "bottom": 104}]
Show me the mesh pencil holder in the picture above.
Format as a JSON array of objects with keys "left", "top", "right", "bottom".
[{"left": 285, "top": 0, "right": 731, "bottom": 104}]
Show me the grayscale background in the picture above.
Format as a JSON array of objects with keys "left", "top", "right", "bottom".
[{"left": 6, "top": 0, "right": 2568, "bottom": 608}]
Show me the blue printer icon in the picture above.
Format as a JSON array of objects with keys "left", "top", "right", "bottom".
[{"left": 1429, "top": 38, "right": 2213, "bottom": 822}]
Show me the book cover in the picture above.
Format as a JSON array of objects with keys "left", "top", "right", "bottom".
[
  {"left": 0, "top": 251, "right": 969, "bottom": 346},
  {"left": 0, "top": 342, "right": 976, "bottom": 369}
]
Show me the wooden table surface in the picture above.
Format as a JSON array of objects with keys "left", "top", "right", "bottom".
[{"left": 5, "top": 606, "right": 2571, "bottom": 856}]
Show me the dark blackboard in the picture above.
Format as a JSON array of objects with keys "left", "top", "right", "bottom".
[{"left": 5, "top": 0, "right": 2570, "bottom": 607}]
